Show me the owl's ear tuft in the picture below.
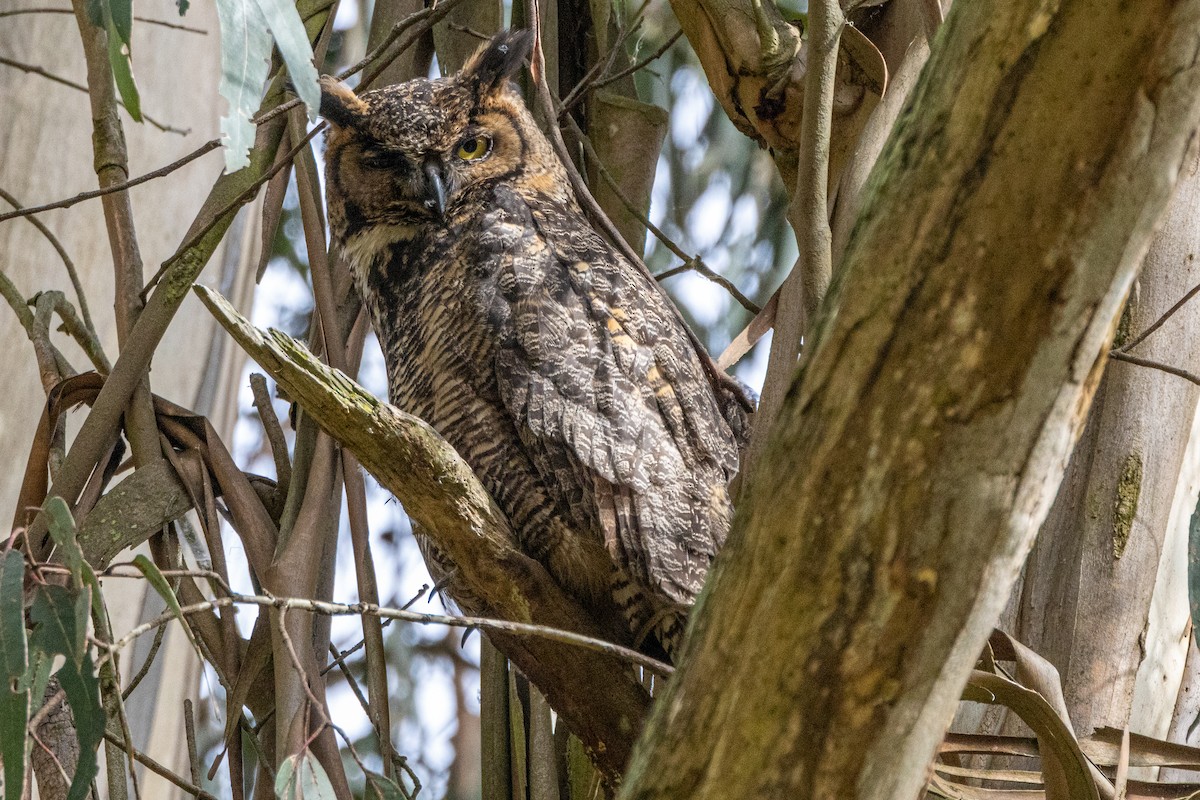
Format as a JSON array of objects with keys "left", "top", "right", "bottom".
[
  {"left": 319, "top": 77, "right": 368, "bottom": 129},
  {"left": 461, "top": 29, "right": 533, "bottom": 92}
]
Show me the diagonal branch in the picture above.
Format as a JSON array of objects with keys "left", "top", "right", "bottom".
[{"left": 193, "top": 284, "right": 653, "bottom": 786}]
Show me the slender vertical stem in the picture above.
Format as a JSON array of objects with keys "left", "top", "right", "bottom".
[
  {"left": 69, "top": 0, "right": 161, "bottom": 472},
  {"left": 747, "top": 0, "right": 843, "bottom": 474}
]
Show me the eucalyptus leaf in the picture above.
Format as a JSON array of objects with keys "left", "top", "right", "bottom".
[
  {"left": 0, "top": 687, "right": 29, "bottom": 800},
  {"left": 252, "top": 0, "right": 320, "bottom": 119},
  {"left": 106, "top": 18, "right": 141, "bottom": 120},
  {"left": 108, "top": 0, "right": 132, "bottom": 46},
  {"left": 131, "top": 554, "right": 203, "bottom": 658},
  {"left": 275, "top": 751, "right": 336, "bottom": 799},
  {"left": 216, "top": 0, "right": 274, "bottom": 171},
  {"left": 365, "top": 770, "right": 406, "bottom": 800},
  {"left": 30, "top": 585, "right": 88, "bottom": 668},
  {"left": 85, "top": 0, "right": 105, "bottom": 27},
  {"left": 0, "top": 552, "right": 26, "bottom": 682},
  {"left": 44, "top": 497, "right": 84, "bottom": 589},
  {"left": 29, "top": 587, "right": 104, "bottom": 800}
]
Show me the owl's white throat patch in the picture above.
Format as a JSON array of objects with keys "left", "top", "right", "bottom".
[{"left": 342, "top": 223, "right": 419, "bottom": 278}]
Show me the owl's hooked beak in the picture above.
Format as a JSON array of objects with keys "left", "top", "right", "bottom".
[{"left": 423, "top": 160, "right": 447, "bottom": 218}]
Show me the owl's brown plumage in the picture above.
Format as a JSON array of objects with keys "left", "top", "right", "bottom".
[{"left": 320, "top": 30, "right": 751, "bottom": 658}]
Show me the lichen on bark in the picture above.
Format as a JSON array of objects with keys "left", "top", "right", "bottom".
[{"left": 1112, "top": 451, "right": 1143, "bottom": 560}]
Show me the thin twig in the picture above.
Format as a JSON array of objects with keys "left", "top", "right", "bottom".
[
  {"left": 1117, "top": 280, "right": 1200, "bottom": 353},
  {"left": 0, "top": 7, "right": 208, "bottom": 32},
  {"left": 32, "top": 290, "right": 112, "bottom": 374},
  {"left": 319, "top": 620, "right": 393, "bottom": 677},
  {"left": 250, "top": 373, "right": 292, "bottom": 493},
  {"left": 0, "top": 187, "right": 97, "bottom": 337},
  {"left": 0, "top": 55, "right": 188, "bottom": 134},
  {"left": 102, "top": 730, "right": 219, "bottom": 800},
  {"left": 277, "top": 607, "right": 374, "bottom": 787},
  {"left": 142, "top": 125, "right": 323, "bottom": 296},
  {"left": 557, "top": 18, "right": 636, "bottom": 117},
  {"left": 184, "top": 699, "right": 201, "bottom": 789},
  {"left": 561, "top": 113, "right": 760, "bottom": 314},
  {"left": 447, "top": 21, "right": 490, "bottom": 41},
  {"left": 0, "top": 140, "right": 221, "bottom": 224},
  {"left": 1108, "top": 350, "right": 1200, "bottom": 386},
  {"left": 101, "top": 592, "right": 674, "bottom": 677},
  {"left": 120, "top": 622, "right": 169, "bottom": 700},
  {"left": 255, "top": 0, "right": 471, "bottom": 127},
  {"left": 593, "top": 28, "right": 682, "bottom": 91}
]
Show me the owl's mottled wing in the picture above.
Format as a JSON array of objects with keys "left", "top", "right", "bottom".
[{"left": 476, "top": 186, "right": 740, "bottom": 605}]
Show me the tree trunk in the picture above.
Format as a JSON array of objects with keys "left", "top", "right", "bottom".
[
  {"left": 618, "top": 2, "right": 1200, "bottom": 798},
  {"left": 1006, "top": 150, "right": 1200, "bottom": 741}
]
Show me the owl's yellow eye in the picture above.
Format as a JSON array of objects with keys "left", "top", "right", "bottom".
[{"left": 456, "top": 136, "right": 492, "bottom": 161}]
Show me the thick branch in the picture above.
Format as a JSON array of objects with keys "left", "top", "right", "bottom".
[
  {"left": 620, "top": 2, "right": 1200, "bottom": 799},
  {"left": 194, "top": 285, "right": 651, "bottom": 785}
]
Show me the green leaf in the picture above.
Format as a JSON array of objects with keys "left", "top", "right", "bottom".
[
  {"left": 0, "top": 552, "right": 26, "bottom": 683},
  {"left": 131, "top": 554, "right": 202, "bottom": 657},
  {"left": 275, "top": 752, "right": 336, "bottom": 799},
  {"left": 30, "top": 585, "right": 88, "bottom": 668},
  {"left": 252, "top": 0, "right": 319, "bottom": 120},
  {"left": 108, "top": 0, "right": 132, "bottom": 45},
  {"left": 106, "top": 14, "right": 141, "bottom": 121},
  {"left": 56, "top": 656, "right": 104, "bottom": 800},
  {"left": 29, "top": 586, "right": 104, "bottom": 800},
  {"left": 0, "top": 686, "right": 29, "bottom": 800},
  {"left": 17, "top": 649, "right": 53, "bottom": 708},
  {"left": 177, "top": 0, "right": 190, "bottom": 14},
  {"left": 44, "top": 497, "right": 84, "bottom": 589},
  {"left": 364, "top": 771, "right": 406, "bottom": 800},
  {"left": 216, "top": 0, "right": 274, "bottom": 171}
]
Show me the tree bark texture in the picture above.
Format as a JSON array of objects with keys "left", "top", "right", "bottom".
[
  {"left": 997, "top": 149, "right": 1200, "bottom": 743},
  {"left": 619, "top": 2, "right": 1200, "bottom": 799}
]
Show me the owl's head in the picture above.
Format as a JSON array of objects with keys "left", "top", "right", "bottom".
[{"left": 320, "top": 29, "right": 560, "bottom": 246}]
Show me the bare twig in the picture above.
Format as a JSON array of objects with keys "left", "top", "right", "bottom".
[
  {"left": 592, "top": 28, "right": 683, "bottom": 91},
  {"left": 0, "top": 187, "right": 97, "bottom": 337},
  {"left": 101, "top": 592, "right": 675, "bottom": 677},
  {"left": 0, "top": 7, "right": 208, "bottom": 33},
  {"left": 560, "top": 112, "right": 760, "bottom": 314},
  {"left": 184, "top": 700, "right": 201, "bottom": 789},
  {"left": 120, "top": 622, "right": 169, "bottom": 700},
  {"left": 102, "top": 731, "right": 219, "bottom": 800},
  {"left": 1117, "top": 280, "right": 1200, "bottom": 353},
  {"left": 31, "top": 290, "right": 112, "bottom": 374},
  {"left": 1108, "top": 350, "right": 1200, "bottom": 386},
  {"left": 250, "top": 373, "right": 292, "bottom": 493},
  {"left": 0, "top": 55, "right": 188, "bottom": 134},
  {"left": 1, "top": 273, "right": 74, "bottom": 390},
  {"left": 256, "top": 0, "right": 471, "bottom": 127},
  {"left": 0, "top": 140, "right": 221, "bottom": 225}
]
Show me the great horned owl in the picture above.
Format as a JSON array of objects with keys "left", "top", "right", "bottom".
[{"left": 319, "top": 30, "right": 751, "bottom": 659}]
